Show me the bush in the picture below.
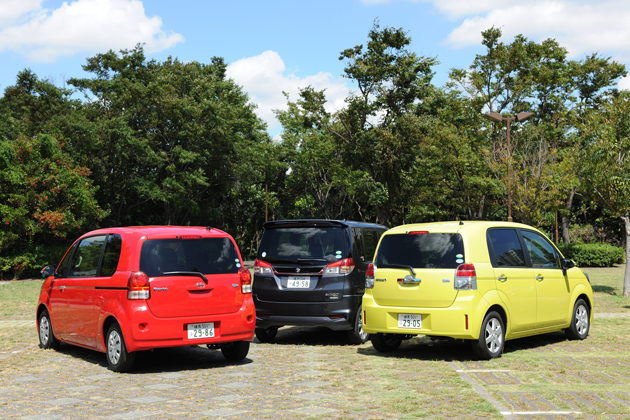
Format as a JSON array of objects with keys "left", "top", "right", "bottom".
[
  {"left": 556, "top": 242, "right": 625, "bottom": 267},
  {"left": 0, "top": 244, "right": 69, "bottom": 280}
]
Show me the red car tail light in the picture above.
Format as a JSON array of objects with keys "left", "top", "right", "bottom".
[
  {"left": 408, "top": 231, "right": 428, "bottom": 235},
  {"left": 323, "top": 258, "right": 355, "bottom": 275},
  {"left": 254, "top": 259, "right": 273, "bottom": 274},
  {"left": 239, "top": 267, "right": 252, "bottom": 293},
  {"left": 365, "top": 263, "right": 375, "bottom": 289},
  {"left": 128, "top": 272, "right": 150, "bottom": 299},
  {"left": 454, "top": 263, "right": 477, "bottom": 290}
]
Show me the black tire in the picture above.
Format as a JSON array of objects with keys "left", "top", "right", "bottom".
[
  {"left": 106, "top": 323, "right": 135, "bottom": 373},
  {"left": 347, "top": 305, "right": 369, "bottom": 345},
  {"left": 38, "top": 309, "right": 60, "bottom": 350},
  {"left": 565, "top": 298, "right": 590, "bottom": 340},
  {"left": 370, "top": 333, "right": 403, "bottom": 352},
  {"left": 221, "top": 341, "right": 250, "bottom": 362},
  {"left": 472, "top": 311, "right": 505, "bottom": 360},
  {"left": 255, "top": 327, "right": 278, "bottom": 343}
]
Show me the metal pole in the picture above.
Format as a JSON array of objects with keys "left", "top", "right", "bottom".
[
  {"left": 506, "top": 118, "right": 512, "bottom": 222},
  {"left": 265, "top": 184, "right": 268, "bottom": 223}
]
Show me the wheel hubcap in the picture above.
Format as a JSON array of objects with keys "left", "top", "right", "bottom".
[
  {"left": 39, "top": 316, "right": 49, "bottom": 344},
  {"left": 108, "top": 330, "right": 122, "bottom": 365},
  {"left": 575, "top": 305, "right": 589, "bottom": 335},
  {"left": 485, "top": 318, "right": 503, "bottom": 353}
]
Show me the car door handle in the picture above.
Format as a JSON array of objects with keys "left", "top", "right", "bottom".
[
  {"left": 60, "top": 285, "right": 66, "bottom": 292},
  {"left": 536, "top": 276, "right": 544, "bottom": 281},
  {"left": 497, "top": 276, "right": 507, "bottom": 282}
]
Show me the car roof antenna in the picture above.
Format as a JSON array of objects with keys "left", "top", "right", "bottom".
[{"left": 459, "top": 221, "right": 464, "bottom": 226}]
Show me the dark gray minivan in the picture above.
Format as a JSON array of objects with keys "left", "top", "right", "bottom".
[{"left": 253, "top": 219, "right": 388, "bottom": 344}]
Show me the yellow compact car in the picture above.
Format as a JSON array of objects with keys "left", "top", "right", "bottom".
[{"left": 362, "top": 221, "right": 593, "bottom": 359}]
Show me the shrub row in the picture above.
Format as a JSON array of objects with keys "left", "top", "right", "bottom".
[
  {"left": 0, "top": 244, "right": 68, "bottom": 280},
  {"left": 556, "top": 242, "right": 625, "bottom": 267}
]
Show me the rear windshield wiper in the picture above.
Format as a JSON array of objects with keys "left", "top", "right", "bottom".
[
  {"left": 380, "top": 264, "right": 416, "bottom": 277},
  {"left": 162, "top": 271, "right": 209, "bottom": 284},
  {"left": 262, "top": 259, "right": 296, "bottom": 264}
]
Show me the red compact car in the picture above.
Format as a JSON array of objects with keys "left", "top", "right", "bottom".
[{"left": 36, "top": 226, "right": 255, "bottom": 372}]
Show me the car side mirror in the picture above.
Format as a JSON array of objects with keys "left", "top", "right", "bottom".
[
  {"left": 41, "top": 265, "right": 56, "bottom": 278},
  {"left": 562, "top": 258, "right": 575, "bottom": 275}
]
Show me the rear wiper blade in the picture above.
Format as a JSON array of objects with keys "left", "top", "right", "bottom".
[
  {"left": 297, "top": 258, "right": 328, "bottom": 263},
  {"left": 162, "top": 271, "right": 209, "bottom": 284},
  {"left": 381, "top": 264, "right": 416, "bottom": 277},
  {"left": 264, "top": 259, "right": 296, "bottom": 264}
]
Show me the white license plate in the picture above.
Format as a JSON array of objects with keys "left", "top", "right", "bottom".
[
  {"left": 398, "top": 314, "right": 422, "bottom": 329},
  {"left": 287, "top": 277, "right": 310, "bottom": 288},
  {"left": 187, "top": 322, "right": 214, "bottom": 339}
]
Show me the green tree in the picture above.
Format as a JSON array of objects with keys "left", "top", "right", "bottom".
[
  {"left": 575, "top": 91, "right": 630, "bottom": 297},
  {"left": 0, "top": 134, "right": 106, "bottom": 278},
  {"left": 68, "top": 46, "right": 275, "bottom": 231},
  {"left": 451, "top": 27, "right": 626, "bottom": 233},
  {"left": 288, "top": 21, "right": 439, "bottom": 225}
]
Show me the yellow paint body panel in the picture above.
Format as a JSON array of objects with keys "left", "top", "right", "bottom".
[{"left": 362, "top": 221, "right": 594, "bottom": 341}]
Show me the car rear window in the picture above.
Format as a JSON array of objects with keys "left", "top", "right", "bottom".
[
  {"left": 375, "top": 233, "right": 465, "bottom": 269},
  {"left": 140, "top": 237, "right": 240, "bottom": 277},
  {"left": 257, "top": 227, "right": 344, "bottom": 263}
]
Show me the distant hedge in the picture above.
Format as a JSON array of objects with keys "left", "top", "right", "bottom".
[{"left": 556, "top": 243, "right": 625, "bottom": 267}]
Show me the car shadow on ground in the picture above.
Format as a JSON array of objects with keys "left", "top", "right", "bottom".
[
  {"left": 52, "top": 343, "right": 253, "bottom": 374},
  {"left": 357, "top": 331, "right": 570, "bottom": 362},
  {"left": 592, "top": 285, "right": 618, "bottom": 295},
  {"left": 255, "top": 325, "right": 356, "bottom": 346}
]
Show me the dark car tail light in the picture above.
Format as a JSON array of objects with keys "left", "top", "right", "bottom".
[
  {"left": 454, "top": 263, "right": 477, "bottom": 290},
  {"left": 254, "top": 259, "right": 273, "bottom": 274},
  {"left": 324, "top": 258, "right": 355, "bottom": 275},
  {"left": 365, "top": 263, "right": 375, "bottom": 289},
  {"left": 128, "top": 272, "right": 150, "bottom": 299},
  {"left": 239, "top": 267, "right": 252, "bottom": 293}
]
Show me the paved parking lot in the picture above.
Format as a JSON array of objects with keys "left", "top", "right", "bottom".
[{"left": 1, "top": 316, "right": 629, "bottom": 419}]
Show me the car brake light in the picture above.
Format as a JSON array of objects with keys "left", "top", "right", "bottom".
[
  {"left": 128, "top": 272, "right": 150, "bottom": 299},
  {"left": 254, "top": 259, "right": 273, "bottom": 274},
  {"left": 324, "top": 258, "right": 355, "bottom": 275},
  {"left": 239, "top": 267, "right": 252, "bottom": 293},
  {"left": 454, "top": 263, "right": 477, "bottom": 290},
  {"left": 365, "top": 263, "right": 375, "bottom": 289},
  {"left": 408, "top": 231, "right": 428, "bottom": 235}
]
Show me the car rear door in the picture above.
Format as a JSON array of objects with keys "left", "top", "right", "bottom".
[
  {"left": 141, "top": 237, "right": 244, "bottom": 317},
  {"left": 372, "top": 231, "right": 462, "bottom": 308},
  {"left": 254, "top": 225, "right": 345, "bottom": 303}
]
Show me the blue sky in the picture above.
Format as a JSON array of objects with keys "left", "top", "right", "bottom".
[{"left": 1, "top": 0, "right": 629, "bottom": 136}]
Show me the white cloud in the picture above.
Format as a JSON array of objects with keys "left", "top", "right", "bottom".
[
  {"left": 0, "top": 0, "right": 43, "bottom": 27},
  {"left": 0, "top": 0, "right": 184, "bottom": 62},
  {"left": 226, "top": 50, "right": 350, "bottom": 131},
  {"left": 434, "top": 0, "right": 630, "bottom": 61}
]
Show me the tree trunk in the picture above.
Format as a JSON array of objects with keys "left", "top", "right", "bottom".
[
  {"left": 622, "top": 215, "right": 630, "bottom": 298},
  {"left": 562, "top": 187, "right": 576, "bottom": 243}
]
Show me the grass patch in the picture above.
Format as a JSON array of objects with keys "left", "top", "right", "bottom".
[
  {"left": 584, "top": 264, "right": 630, "bottom": 312},
  {"left": 0, "top": 280, "right": 43, "bottom": 319}
]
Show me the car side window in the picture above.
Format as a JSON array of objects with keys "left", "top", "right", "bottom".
[
  {"left": 363, "top": 230, "right": 380, "bottom": 263},
  {"left": 69, "top": 235, "right": 107, "bottom": 277},
  {"left": 352, "top": 228, "right": 364, "bottom": 261},
  {"left": 487, "top": 229, "right": 526, "bottom": 267},
  {"left": 100, "top": 234, "right": 122, "bottom": 277},
  {"left": 521, "top": 230, "right": 560, "bottom": 268},
  {"left": 56, "top": 244, "right": 76, "bottom": 278}
]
